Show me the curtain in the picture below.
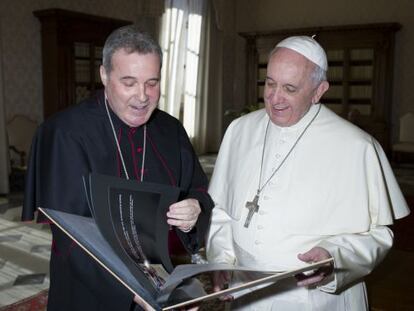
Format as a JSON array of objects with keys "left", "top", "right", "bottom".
[
  {"left": 159, "top": 0, "right": 210, "bottom": 153},
  {"left": 0, "top": 20, "right": 9, "bottom": 194},
  {"left": 193, "top": 0, "right": 215, "bottom": 153}
]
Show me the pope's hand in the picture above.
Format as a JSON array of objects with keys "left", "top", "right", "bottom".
[
  {"left": 167, "top": 198, "right": 201, "bottom": 232},
  {"left": 296, "top": 246, "right": 334, "bottom": 287},
  {"left": 212, "top": 271, "right": 233, "bottom": 301},
  {"left": 134, "top": 295, "right": 199, "bottom": 310},
  {"left": 133, "top": 294, "right": 155, "bottom": 311}
]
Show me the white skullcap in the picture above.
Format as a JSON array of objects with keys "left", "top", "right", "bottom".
[{"left": 276, "top": 35, "right": 328, "bottom": 71}]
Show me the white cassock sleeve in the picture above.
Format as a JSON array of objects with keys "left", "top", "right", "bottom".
[
  {"left": 315, "top": 138, "right": 403, "bottom": 292},
  {"left": 317, "top": 225, "right": 393, "bottom": 293},
  {"left": 206, "top": 204, "right": 236, "bottom": 264},
  {"left": 206, "top": 119, "right": 241, "bottom": 265},
  {"left": 315, "top": 136, "right": 409, "bottom": 293}
]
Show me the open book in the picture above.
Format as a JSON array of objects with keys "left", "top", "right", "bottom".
[{"left": 38, "top": 173, "right": 333, "bottom": 310}]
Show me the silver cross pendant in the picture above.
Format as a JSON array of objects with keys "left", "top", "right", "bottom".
[{"left": 244, "top": 194, "right": 260, "bottom": 228}]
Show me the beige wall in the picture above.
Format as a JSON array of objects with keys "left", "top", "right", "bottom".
[{"left": 223, "top": 0, "right": 414, "bottom": 144}]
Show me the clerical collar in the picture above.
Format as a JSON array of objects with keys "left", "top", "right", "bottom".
[
  {"left": 105, "top": 102, "right": 145, "bottom": 132},
  {"left": 271, "top": 103, "right": 321, "bottom": 132}
]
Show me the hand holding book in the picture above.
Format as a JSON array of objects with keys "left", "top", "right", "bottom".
[
  {"left": 167, "top": 198, "right": 200, "bottom": 233},
  {"left": 296, "top": 247, "right": 334, "bottom": 287}
]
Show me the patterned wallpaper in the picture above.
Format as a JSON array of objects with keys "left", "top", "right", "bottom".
[{"left": 0, "top": 0, "right": 164, "bottom": 124}]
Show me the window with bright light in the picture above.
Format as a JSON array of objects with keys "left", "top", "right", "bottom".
[{"left": 159, "top": 2, "right": 203, "bottom": 139}]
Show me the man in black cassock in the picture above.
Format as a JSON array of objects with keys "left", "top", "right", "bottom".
[{"left": 22, "top": 25, "right": 214, "bottom": 311}]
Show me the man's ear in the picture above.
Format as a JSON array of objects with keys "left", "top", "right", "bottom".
[
  {"left": 312, "top": 81, "right": 329, "bottom": 104},
  {"left": 100, "top": 65, "right": 108, "bottom": 86}
]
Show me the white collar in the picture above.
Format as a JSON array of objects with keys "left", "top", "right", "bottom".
[{"left": 270, "top": 103, "right": 321, "bottom": 133}]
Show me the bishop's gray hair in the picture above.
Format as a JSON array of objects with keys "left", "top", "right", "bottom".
[{"left": 102, "top": 25, "right": 163, "bottom": 73}]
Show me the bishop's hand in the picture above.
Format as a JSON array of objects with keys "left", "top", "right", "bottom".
[
  {"left": 296, "top": 247, "right": 334, "bottom": 287},
  {"left": 167, "top": 198, "right": 201, "bottom": 232}
]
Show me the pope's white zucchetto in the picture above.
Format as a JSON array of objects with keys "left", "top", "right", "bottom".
[{"left": 276, "top": 36, "right": 328, "bottom": 71}]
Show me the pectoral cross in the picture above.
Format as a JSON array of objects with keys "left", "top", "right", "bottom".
[{"left": 244, "top": 194, "right": 260, "bottom": 228}]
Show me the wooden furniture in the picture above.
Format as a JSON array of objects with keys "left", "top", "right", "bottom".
[
  {"left": 6, "top": 115, "right": 38, "bottom": 191},
  {"left": 240, "top": 23, "right": 401, "bottom": 151},
  {"left": 34, "top": 9, "right": 131, "bottom": 119},
  {"left": 7, "top": 115, "right": 38, "bottom": 168},
  {"left": 392, "top": 112, "right": 414, "bottom": 163}
]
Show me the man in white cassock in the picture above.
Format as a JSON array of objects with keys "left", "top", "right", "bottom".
[{"left": 206, "top": 36, "right": 410, "bottom": 310}]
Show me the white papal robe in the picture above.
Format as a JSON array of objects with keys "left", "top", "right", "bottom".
[{"left": 206, "top": 104, "right": 410, "bottom": 310}]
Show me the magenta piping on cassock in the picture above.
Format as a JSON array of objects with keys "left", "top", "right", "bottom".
[{"left": 147, "top": 133, "right": 176, "bottom": 186}]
